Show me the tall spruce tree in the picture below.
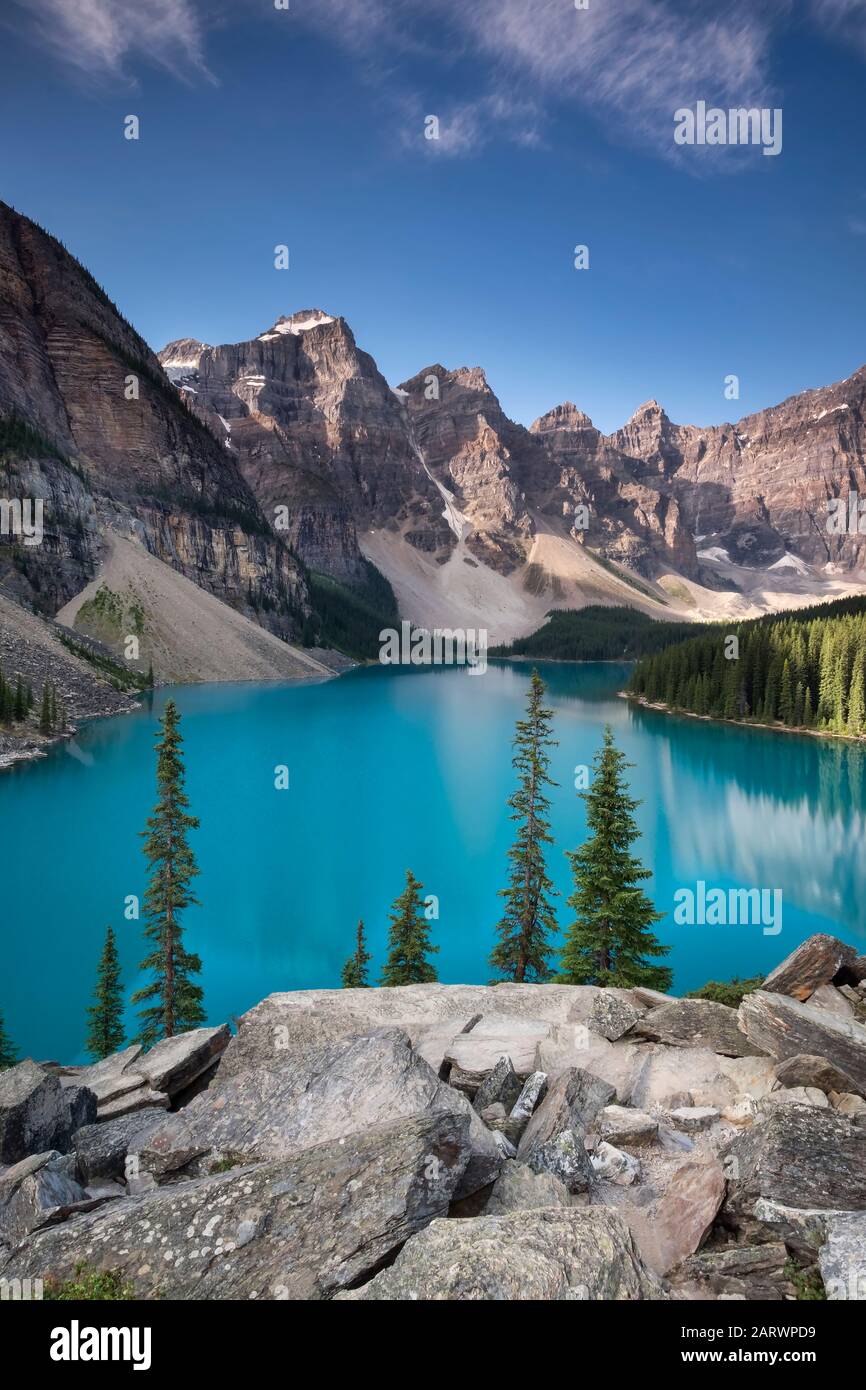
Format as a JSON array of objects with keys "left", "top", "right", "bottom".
[
  {"left": 558, "top": 726, "right": 672, "bottom": 990},
  {"left": 131, "top": 700, "right": 205, "bottom": 1045},
  {"left": 380, "top": 871, "right": 438, "bottom": 985},
  {"left": 341, "top": 919, "right": 372, "bottom": 988},
  {"left": 85, "top": 925, "right": 126, "bottom": 1060},
  {"left": 0, "top": 1010, "right": 18, "bottom": 1070},
  {"left": 489, "top": 668, "right": 559, "bottom": 982}
]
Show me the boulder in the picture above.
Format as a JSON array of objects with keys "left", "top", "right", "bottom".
[
  {"left": 633, "top": 999, "right": 762, "bottom": 1057},
  {"left": 485, "top": 1161, "right": 572, "bottom": 1214},
  {"left": 72, "top": 1111, "right": 166, "bottom": 1184},
  {"left": 591, "top": 1141, "right": 641, "bottom": 1186},
  {"left": 738, "top": 991, "right": 866, "bottom": 1095},
  {"left": 60, "top": 1084, "right": 97, "bottom": 1134},
  {"left": 72, "top": 1045, "right": 144, "bottom": 1109},
  {"left": 515, "top": 1068, "right": 616, "bottom": 1193},
  {"left": 598, "top": 1105, "right": 658, "bottom": 1147},
  {"left": 630, "top": 1050, "right": 725, "bottom": 1111},
  {"left": 670, "top": 1242, "right": 793, "bottom": 1301},
  {"left": 0, "top": 1061, "right": 75, "bottom": 1164},
  {"left": 472, "top": 1055, "right": 523, "bottom": 1115},
  {"left": 336, "top": 1208, "right": 665, "bottom": 1300},
  {"left": 774, "top": 1053, "right": 863, "bottom": 1098},
  {"left": 624, "top": 1161, "right": 726, "bottom": 1276},
  {"left": 831, "top": 1092, "right": 866, "bottom": 1116},
  {"left": 666, "top": 1106, "right": 720, "bottom": 1133},
  {"left": 510, "top": 1070, "right": 547, "bottom": 1121},
  {"left": 759, "top": 1087, "right": 829, "bottom": 1111},
  {"left": 217, "top": 983, "right": 595, "bottom": 1082},
  {"left": 761, "top": 933, "right": 859, "bottom": 1001},
  {"left": 0, "top": 1151, "right": 91, "bottom": 1244},
  {"left": 0, "top": 1109, "right": 472, "bottom": 1300},
  {"left": 723, "top": 1105, "right": 866, "bottom": 1222},
  {"left": 752, "top": 1198, "right": 840, "bottom": 1255},
  {"left": 444, "top": 1016, "right": 551, "bottom": 1094},
  {"left": 818, "top": 1215, "right": 866, "bottom": 1299},
  {"left": 98, "top": 1087, "right": 171, "bottom": 1121},
  {"left": 130, "top": 1028, "right": 500, "bottom": 1199},
  {"left": 588, "top": 993, "right": 641, "bottom": 1042},
  {"left": 136, "top": 1026, "right": 230, "bottom": 1097},
  {"left": 808, "top": 984, "right": 855, "bottom": 1020}
]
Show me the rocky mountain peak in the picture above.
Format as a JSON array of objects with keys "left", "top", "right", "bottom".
[
  {"left": 258, "top": 308, "right": 336, "bottom": 340},
  {"left": 531, "top": 402, "right": 596, "bottom": 434},
  {"left": 627, "top": 399, "right": 668, "bottom": 424}
]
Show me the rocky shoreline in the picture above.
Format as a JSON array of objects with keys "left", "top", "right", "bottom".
[
  {"left": 1, "top": 933, "right": 865, "bottom": 1301},
  {"left": 622, "top": 691, "right": 866, "bottom": 745}
]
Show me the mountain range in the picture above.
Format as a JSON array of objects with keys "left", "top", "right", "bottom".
[{"left": 2, "top": 200, "right": 866, "bottom": 700}]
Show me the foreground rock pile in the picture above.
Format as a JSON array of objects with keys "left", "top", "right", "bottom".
[{"left": 2, "top": 933, "right": 865, "bottom": 1301}]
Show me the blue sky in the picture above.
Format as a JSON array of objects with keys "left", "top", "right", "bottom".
[{"left": 1, "top": 0, "right": 865, "bottom": 432}]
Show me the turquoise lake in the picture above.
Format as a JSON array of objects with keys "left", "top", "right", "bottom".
[{"left": 4, "top": 660, "right": 865, "bottom": 1063}]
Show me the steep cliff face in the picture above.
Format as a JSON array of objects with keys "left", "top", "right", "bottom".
[
  {"left": 606, "top": 375, "right": 866, "bottom": 571},
  {"left": 398, "top": 364, "right": 544, "bottom": 573},
  {"left": 0, "top": 203, "right": 307, "bottom": 633},
  {"left": 530, "top": 404, "right": 698, "bottom": 579},
  {"left": 160, "top": 311, "right": 450, "bottom": 583}
]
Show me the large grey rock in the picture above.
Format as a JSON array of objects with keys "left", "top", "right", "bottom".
[
  {"left": 517, "top": 1067, "right": 613, "bottom": 1192},
  {"left": 519, "top": 1067, "right": 615, "bottom": 1157},
  {"left": 131, "top": 1028, "right": 500, "bottom": 1199},
  {"left": 0, "top": 1109, "right": 471, "bottom": 1300},
  {"left": 218, "top": 983, "right": 596, "bottom": 1082},
  {"left": 774, "top": 1053, "right": 864, "bottom": 1099},
  {"left": 633, "top": 999, "right": 762, "bottom": 1057},
  {"left": 598, "top": 1105, "right": 658, "bottom": 1147},
  {"left": 588, "top": 993, "right": 641, "bottom": 1042},
  {"left": 0, "top": 1151, "right": 91, "bottom": 1244},
  {"left": 527, "top": 1129, "right": 595, "bottom": 1193},
  {"left": 818, "top": 1215, "right": 866, "bottom": 1299},
  {"left": 337, "top": 1208, "right": 665, "bottom": 1301},
  {"left": 723, "top": 1105, "right": 866, "bottom": 1222},
  {"left": 762, "top": 933, "right": 861, "bottom": 1001},
  {"left": 485, "top": 1161, "right": 571, "bottom": 1214},
  {"left": 136, "top": 1025, "right": 230, "bottom": 1096},
  {"left": 509, "top": 1070, "right": 547, "bottom": 1129},
  {"left": 472, "top": 1055, "right": 522, "bottom": 1115},
  {"left": 759, "top": 1086, "right": 829, "bottom": 1111},
  {"left": 0, "top": 1062, "right": 74, "bottom": 1164},
  {"left": 60, "top": 1084, "right": 97, "bottom": 1134},
  {"left": 809, "top": 983, "right": 855, "bottom": 1020},
  {"left": 671, "top": 1242, "right": 793, "bottom": 1301},
  {"left": 752, "top": 1198, "right": 841, "bottom": 1255},
  {"left": 628, "top": 1047, "right": 776, "bottom": 1112},
  {"left": 72, "top": 1045, "right": 144, "bottom": 1108},
  {"left": 97, "top": 1087, "right": 171, "bottom": 1121},
  {"left": 739, "top": 990, "right": 866, "bottom": 1095},
  {"left": 72, "top": 1111, "right": 166, "bottom": 1183},
  {"left": 444, "top": 1016, "right": 551, "bottom": 1094}
]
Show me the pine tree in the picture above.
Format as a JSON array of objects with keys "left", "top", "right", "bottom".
[
  {"left": 848, "top": 656, "right": 865, "bottom": 737},
  {"left": 0, "top": 1011, "right": 18, "bottom": 1070},
  {"left": 13, "top": 675, "right": 26, "bottom": 721},
  {"left": 131, "top": 701, "right": 205, "bottom": 1045},
  {"left": 341, "top": 919, "right": 372, "bottom": 988},
  {"left": 85, "top": 925, "right": 126, "bottom": 1060},
  {"left": 39, "top": 680, "right": 53, "bottom": 735},
  {"left": 489, "top": 669, "right": 559, "bottom": 982},
  {"left": 558, "top": 726, "right": 672, "bottom": 990},
  {"left": 380, "top": 870, "right": 438, "bottom": 986}
]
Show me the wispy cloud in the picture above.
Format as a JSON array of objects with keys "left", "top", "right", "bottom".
[
  {"left": 809, "top": 0, "right": 866, "bottom": 55},
  {"left": 9, "top": 0, "right": 215, "bottom": 83}
]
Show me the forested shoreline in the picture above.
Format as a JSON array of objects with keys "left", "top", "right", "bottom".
[{"left": 627, "top": 596, "right": 866, "bottom": 739}]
